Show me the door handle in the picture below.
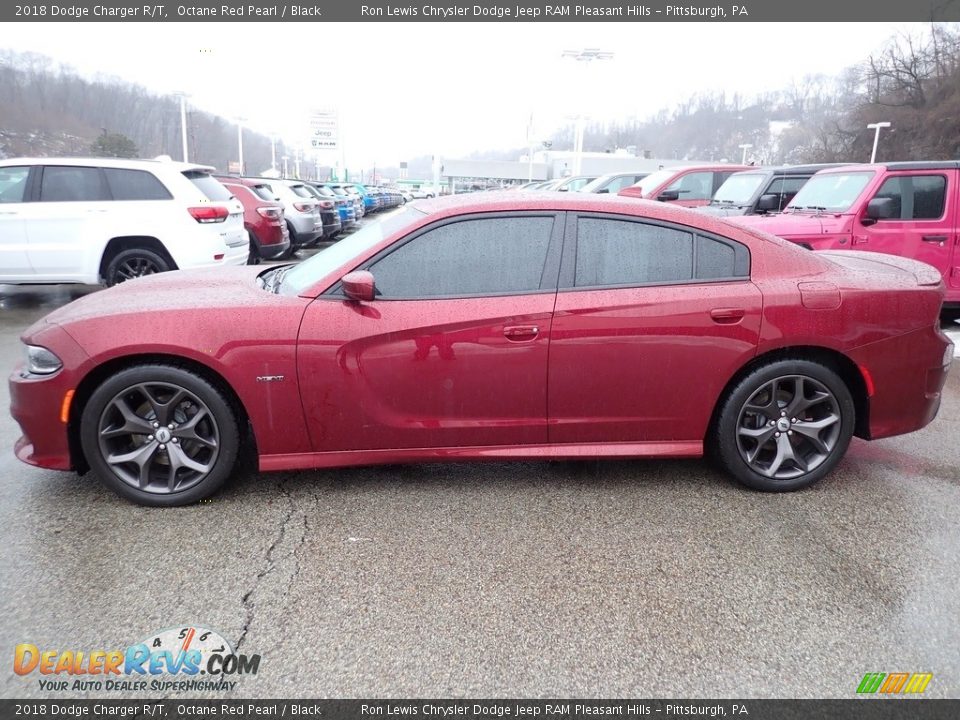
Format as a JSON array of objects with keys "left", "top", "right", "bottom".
[
  {"left": 852, "top": 235, "right": 869, "bottom": 245},
  {"left": 503, "top": 325, "right": 539, "bottom": 341},
  {"left": 922, "top": 235, "right": 948, "bottom": 244},
  {"left": 710, "top": 308, "right": 745, "bottom": 324}
]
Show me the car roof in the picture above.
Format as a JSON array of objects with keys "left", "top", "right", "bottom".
[
  {"left": 819, "top": 161, "right": 960, "bottom": 174},
  {"left": 735, "top": 163, "right": 846, "bottom": 176},
  {"left": 1, "top": 156, "right": 215, "bottom": 172},
  {"left": 413, "top": 190, "right": 781, "bottom": 239}
]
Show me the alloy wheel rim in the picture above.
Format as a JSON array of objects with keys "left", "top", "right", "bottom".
[
  {"left": 735, "top": 374, "right": 842, "bottom": 480},
  {"left": 97, "top": 382, "right": 220, "bottom": 494},
  {"left": 115, "top": 257, "right": 161, "bottom": 282}
]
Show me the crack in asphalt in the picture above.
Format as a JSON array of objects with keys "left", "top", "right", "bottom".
[{"left": 235, "top": 479, "right": 297, "bottom": 652}]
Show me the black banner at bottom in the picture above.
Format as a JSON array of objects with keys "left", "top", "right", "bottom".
[{"left": 1, "top": 700, "right": 958, "bottom": 720}]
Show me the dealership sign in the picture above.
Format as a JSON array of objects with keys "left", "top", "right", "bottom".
[{"left": 310, "top": 108, "right": 339, "bottom": 150}]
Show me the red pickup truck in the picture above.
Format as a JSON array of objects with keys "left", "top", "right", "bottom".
[{"left": 728, "top": 162, "right": 960, "bottom": 306}]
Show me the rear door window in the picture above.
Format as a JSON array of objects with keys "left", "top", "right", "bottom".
[
  {"left": 39, "top": 166, "right": 109, "bottom": 202},
  {"left": 104, "top": 168, "right": 172, "bottom": 200},
  {"left": 575, "top": 218, "right": 693, "bottom": 287}
]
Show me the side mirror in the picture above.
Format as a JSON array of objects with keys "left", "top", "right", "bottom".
[
  {"left": 657, "top": 189, "right": 681, "bottom": 202},
  {"left": 342, "top": 270, "right": 375, "bottom": 302},
  {"left": 865, "top": 197, "right": 897, "bottom": 221},
  {"left": 756, "top": 194, "right": 780, "bottom": 212}
]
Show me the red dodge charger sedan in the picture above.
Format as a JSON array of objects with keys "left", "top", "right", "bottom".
[{"left": 9, "top": 193, "right": 954, "bottom": 505}]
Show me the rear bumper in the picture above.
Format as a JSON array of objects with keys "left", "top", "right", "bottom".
[
  {"left": 850, "top": 324, "right": 952, "bottom": 440},
  {"left": 259, "top": 238, "right": 291, "bottom": 260}
]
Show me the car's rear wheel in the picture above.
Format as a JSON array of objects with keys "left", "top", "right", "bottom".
[
  {"left": 105, "top": 248, "right": 170, "bottom": 286},
  {"left": 714, "top": 359, "right": 854, "bottom": 492},
  {"left": 246, "top": 228, "right": 262, "bottom": 265},
  {"left": 80, "top": 365, "right": 240, "bottom": 506}
]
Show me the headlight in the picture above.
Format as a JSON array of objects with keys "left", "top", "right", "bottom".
[{"left": 24, "top": 344, "right": 63, "bottom": 375}]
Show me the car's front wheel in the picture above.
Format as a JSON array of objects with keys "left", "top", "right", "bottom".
[
  {"left": 714, "top": 359, "right": 855, "bottom": 492},
  {"left": 80, "top": 365, "right": 240, "bottom": 506}
]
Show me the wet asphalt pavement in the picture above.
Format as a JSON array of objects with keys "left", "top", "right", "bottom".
[{"left": 1, "top": 269, "right": 959, "bottom": 700}]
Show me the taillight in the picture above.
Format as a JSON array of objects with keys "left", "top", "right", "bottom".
[
  {"left": 293, "top": 202, "right": 315, "bottom": 213},
  {"left": 188, "top": 206, "right": 229, "bottom": 223},
  {"left": 256, "top": 207, "right": 282, "bottom": 220},
  {"left": 320, "top": 200, "right": 334, "bottom": 210}
]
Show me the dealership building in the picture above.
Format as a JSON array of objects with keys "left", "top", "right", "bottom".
[{"left": 438, "top": 151, "right": 717, "bottom": 191}]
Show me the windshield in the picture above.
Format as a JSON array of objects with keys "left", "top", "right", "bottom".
[
  {"left": 786, "top": 171, "right": 874, "bottom": 212},
  {"left": 633, "top": 169, "right": 678, "bottom": 195},
  {"left": 280, "top": 206, "right": 427, "bottom": 296},
  {"left": 712, "top": 173, "right": 766, "bottom": 205}
]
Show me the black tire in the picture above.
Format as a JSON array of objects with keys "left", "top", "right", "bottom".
[
  {"left": 80, "top": 364, "right": 240, "bottom": 506},
  {"left": 105, "top": 248, "right": 170, "bottom": 286},
  {"left": 246, "top": 228, "right": 262, "bottom": 265},
  {"left": 713, "top": 359, "right": 855, "bottom": 492}
]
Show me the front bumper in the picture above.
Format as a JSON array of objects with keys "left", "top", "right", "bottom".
[{"left": 9, "top": 324, "right": 90, "bottom": 472}]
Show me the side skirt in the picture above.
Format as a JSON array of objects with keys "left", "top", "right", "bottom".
[{"left": 259, "top": 441, "right": 703, "bottom": 473}]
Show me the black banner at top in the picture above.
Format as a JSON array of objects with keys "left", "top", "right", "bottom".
[{"left": 2, "top": 0, "right": 960, "bottom": 22}]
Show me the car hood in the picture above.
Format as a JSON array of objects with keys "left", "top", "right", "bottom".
[
  {"left": 726, "top": 212, "right": 826, "bottom": 236},
  {"left": 38, "top": 266, "right": 279, "bottom": 329}
]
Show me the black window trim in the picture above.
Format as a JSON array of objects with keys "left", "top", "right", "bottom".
[
  {"left": 323, "top": 210, "right": 567, "bottom": 301},
  {"left": 559, "top": 212, "right": 752, "bottom": 292},
  {"left": 869, "top": 172, "right": 948, "bottom": 223}
]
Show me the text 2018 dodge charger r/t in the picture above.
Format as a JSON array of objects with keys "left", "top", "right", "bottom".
[{"left": 10, "top": 193, "right": 954, "bottom": 505}]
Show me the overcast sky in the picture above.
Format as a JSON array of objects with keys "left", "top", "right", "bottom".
[{"left": 1, "top": 22, "right": 917, "bottom": 167}]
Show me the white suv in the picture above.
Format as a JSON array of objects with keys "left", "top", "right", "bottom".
[{"left": 0, "top": 157, "right": 248, "bottom": 286}]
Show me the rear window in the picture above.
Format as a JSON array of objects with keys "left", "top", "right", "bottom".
[
  {"left": 289, "top": 184, "right": 315, "bottom": 199},
  {"left": 104, "top": 168, "right": 172, "bottom": 201},
  {"left": 251, "top": 184, "right": 277, "bottom": 202},
  {"left": 315, "top": 186, "right": 336, "bottom": 197},
  {"left": 183, "top": 171, "right": 232, "bottom": 201}
]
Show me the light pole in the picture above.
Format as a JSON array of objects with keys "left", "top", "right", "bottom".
[
  {"left": 739, "top": 143, "right": 753, "bottom": 165},
  {"left": 561, "top": 48, "right": 614, "bottom": 176},
  {"left": 174, "top": 91, "right": 189, "bottom": 162},
  {"left": 282, "top": 155, "right": 289, "bottom": 178},
  {"left": 236, "top": 117, "right": 246, "bottom": 175},
  {"left": 270, "top": 134, "right": 277, "bottom": 172},
  {"left": 867, "top": 122, "right": 891, "bottom": 163}
]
